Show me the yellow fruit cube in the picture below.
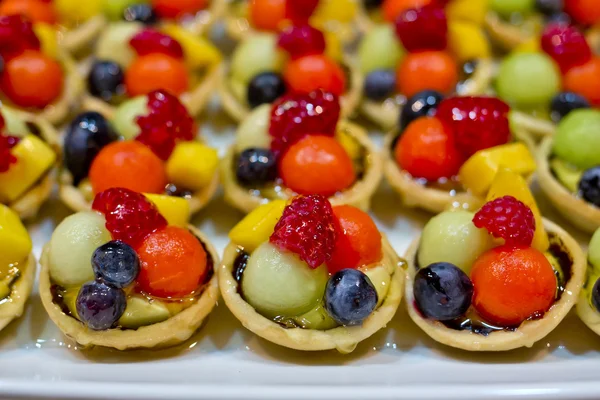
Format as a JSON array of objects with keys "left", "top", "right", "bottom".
[
  {"left": 56, "top": 0, "right": 103, "bottom": 24},
  {"left": 446, "top": 0, "right": 488, "bottom": 26},
  {"left": 324, "top": 31, "right": 343, "bottom": 62},
  {"left": 313, "top": 0, "right": 357, "bottom": 23},
  {"left": 459, "top": 143, "right": 536, "bottom": 196},
  {"left": 161, "top": 24, "right": 221, "bottom": 69},
  {"left": 144, "top": 194, "right": 190, "bottom": 228},
  {"left": 0, "top": 205, "right": 32, "bottom": 278},
  {"left": 514, "top": 37, "right": 541, "bottom": 53},
  {"left": 486, "top": 168, "right": 549, "bottom": 251},
  {"left": 0, "top": 135, "right": 56, "bottom": 203},
  {"left": 229, "top": 200, "right": 287, "bottom": 252},
  {"left": 336, "top": 128, "right": 362, "bottom": 161},
  {"left": 34, "top": 23, "right": 59, "bottom": 60},
  {"left": 166, "top": 142, "right": 218, "bottom": 192},
  {"left": 448, "top": 22, "right": 491, "bottom": 63}
]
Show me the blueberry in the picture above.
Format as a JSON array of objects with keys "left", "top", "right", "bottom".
[
  {"left": 247, "top": 72, "right": 287, "bottom": 109},
  {"left": 76, "top": 281, "right": 126, "bottom": 330},
  {"left": 536, "top": 0, "right": 563, "bottom": 15},
  {"left": 400, "top": 90, "right": 444, "bottom": 131},
  {"left": 64, "top": 111, "right": 118, "bottom": 185},
  {"left": 413, "top": 262, "right": 473, "bottom": 321},
  {"left": 87, "top": 60, "right": 125, "bottom": 102},
  {"left": 123, "top": 4, "right": 158, "bottom": 24},
  {"left": 579, "top": 166, "right": 600, "bottom": 207},
  {"left": 363, "top": 0, "right": 383, "bottom": 9},
  {"left": 592, "top": 278, "right": 600, "bottom": 312},
  {"left": 324, "top": 269, "right": 378, "bottom": 326},
  {"left": 546, "top": 12, "right": 571, "bottom": 24},
  {"left": 236, "top": 148, "right": 278, "bottom": 186},
  {"left": 364, "top": 69, "right": 396, "bottom": 101},
  {"left": 92, "top": 241, "right": 140, "bottom": 289},
  {"left": 550, "top": 92, "right": 590, "bottom": 122}
]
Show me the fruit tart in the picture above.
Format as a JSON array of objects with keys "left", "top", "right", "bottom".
[
  {"left": 40, "top": 188, "right": 219, "bottom": 350},
  {"left": 221, "top": 90, "right": 382, "bottom": 214},
  {"left": 537, "top": 109, "right": 600, "bottom": 233},
  {"left": 0, "top": 204, "right": 35, "bottom": 332},
  {"left": 384, "top": 95, "right": 535, "bottom": 213},
  {"left": 219, "top": 195, "right": 404, "bottom": 353},
  {"left": 494, "top": 21, "right": 600, "bottom": 140},
  {"left": 0, "top": 105, "right": 60, "bottom": 219},
  {"left": 224, "top": 0, "right": 359, "bottom": 45},
  {"left": 82, "top": 22, "right": 221, "bottom": 118},
  {"left": 357, "top": 0, "right": 493, "bottom": 130},
  {"left": 59, "top": 90, "right": 219, "bottom": 215},
  {"left": 405, "top": 169, "right": 585, "bottom": 351},
  {"left": 0, "top": 15, "right": 83, "bottom": 125},
  {"left": 577, "top": 228, "right": 600, "bottom": 335},
  {"left": 218, "top": 21, "right": 362, "bottom": 122},
  {"left": 103, "top": 0, "right": 225, "bottom": 36}
]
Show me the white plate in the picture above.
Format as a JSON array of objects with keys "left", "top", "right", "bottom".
[{"left": 0, "top": 104, "right": 599, "bottom": 400}]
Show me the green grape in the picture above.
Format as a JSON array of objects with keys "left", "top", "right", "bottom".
[
  {"left": 358, "top": 24, "right": 404, "bottom": 75},
  {"left": 231, "top": 34, "right": 282, "bottom": 85},
  {"left": 48, "top": 212, "right": 112, "bottom": 287},
  {"left": 490, "top": 0, "right": 536, "bottom": 18},
  {"left": 235, "top": 104, "right": 271, "bottom": 153},
  {"left": 95, "top": 22, "right": 143, "bottom": 69},
  {"left": 1, "top": 107, "right": 29, "bottom": 138},
  {"left": 103, "top": 0, "right": 149, "bottom": 20},
  {"left": 112, "top": 96, "right": 149, "bottom": 140},
  {"left": 496, "top": 53, "right": 561, "bottom": 109},
  {"left": 418, "top": 211, "right": 493, "bottom": 274},
  {"left": 242, "top": 242, "right": 329, "bottom": 319},
  {"left": 553, "top": 109, "right": 600, "bottom": 170}
]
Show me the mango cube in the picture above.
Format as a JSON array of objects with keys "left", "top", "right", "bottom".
[
  {"left": 166, "top": 142, "right": 218, "bottom": 192},
  {"left": 313, "top": 0, "right": 358, "bottom": 23},
  {"left": 144, "top": 194, "right": 190, "bottom": 228},
  {"left": 229, "top": 200, "right": 287, "bottom": 252},
  {"left": 0, "top": 205, "right": 32, "bottom": 278},
  {"left": 34, "top": 23, "right": 59, "bottom": 60},
  {"left": 459, "top": 143, "right": 536, "bottom": 196},
  {"left": 161, "top": 24, "right": 221, "bottom": 69},
  {"left": 0, "top": 135, "right": 56, "bottom": 203},
  {"left": 514, "top": 37, "right": 541, "bottom": 53},
  {"left": 448, "top": 21, "right": 491, "bottom": 63},
  {"left": 446, "top": 0, "right": 488, "bottom": 25},
  {"left": 486, "top": 168, "right": 549, "bottom": 251}
]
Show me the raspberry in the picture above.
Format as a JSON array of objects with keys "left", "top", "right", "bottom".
[
  {"left": 541, "top": 23, "right": 591, "bottom": 74},
  {"left": 285, "top": 0, "right": 320, "bottom": 25},
  {"left": 0, "top": 15, "right": 40, "bottom": 60},
  {"left": 129, "top": 29, "right": 184, "bottom": 60},
  {"left": 436, "top": 96, "right": 511, "bottom": 158},
  {"left": 135, "top": 90, "right": 195, "bottom": 160},
  {"left": 277, "top": 24, "right": 326, "bottom": 60},
  {"left": 270, "top": 194, "right": 338, "bottom": 269},
  {"left": 269, "top": 89, "right": 340, "bottom": 157},
  {"left": 0, "top": 133, "right": 19, "bottom": 173},
  {"left": 394, "top": 5, "right": 448, "bottom": 52},
  {"left": 92, "top": 187, "right": 168, "bottom": 249},
  {"left": 473, "top": 196, "right": 536, "bottom": 247}
]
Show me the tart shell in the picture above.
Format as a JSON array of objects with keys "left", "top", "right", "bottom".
[
  {"left": 218, "top": 56, "right": 364, "bottom": 123},
  {"left": 536, "top": 137, "right": 600, "bottom": 233},
  {"left": 484, "top": 12, "right": 530, "bottom": 51},
  {"left": 62, "top": 15, "right": 107, "bottom": 55},
  {"left": 6, "top": 110, "right": 61, "bottom": 220},
  {"left": 404, "top": 218, "right": 585, "bottom": 351},
  {"left": 220, "top": 120, "right": 383, "bottom": 214},
  {"left": 218, "top": 235, "right": 405, "bottom": 353},
  {"left": 0, "top": 253, "right": 36, "bottom": 332},
  {"left": 577, "top": 281, "right": 600, "bottom": 336},
  {"left": 39, "top": 226, "right": 220, "bottom": 350}
]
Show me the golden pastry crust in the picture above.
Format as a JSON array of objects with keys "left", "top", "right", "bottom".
[
  {"left": 360, "top": 59, "right": 495, "bottom": 130},
  {"left": 537, "top": 137, "right": 600, "bottom": 233},
  {"left": 577, "top": 277, "right": 600, "bottom": 336},
  {"left": 218, "top": 235, "right": 404, "bottom": 353},
  {"left": 405, "top": 218, "right": 585, "bottom": 351},
  {"left": 0, "top": 253, "right": 36, "bottom": 332},
  {"left": 510, "top": 110, "right": 556, "bottom": 140},
  {"left": 484, "top": 12, "right": 534, "bottom": 51},
  {"left": 5, "top": 109, "right": 61, "bottom": 220},
  {"left": 383, "top": 125, "right": 536, "bottom": 214},
  {"left": 177, "top": 0, "right": 227, "bottom": 36},
  {"left": 39, "top": 227, "right": 220, "bottom": 350},
  {"left": 62, "top": 15, "right": 108, "bottom": 55},
  {"left": 0, "top": 52, "right": 84, "bottom": 126},
  {"left": 220, "top": 120, "right": 383, "bottom": 214},
  {"left": 218, "top": 55, "right": 364, "bottom": 122}
]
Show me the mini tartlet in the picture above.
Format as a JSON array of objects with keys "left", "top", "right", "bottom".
[
  {"left": 219, "top": 195, "right": 404, "bottom": 353},
  {"left": 384, "top": 95, "right": 535, "bottom": 214},
  {"left": 0, "top": 205, "right": 35, "bottom": 332},
  {"left": 40, "top": 188, "right": 219, "bottom": 350},
  {"left": 404, "top": 172, "right": 585, "bottom": 351},
  {"left": 577, "top": 228, "right": 600, "bottom": 336},
  {"left": 81, "top": 22, "right": 221, "bottom": 118},
  {"left": 59, "top": 90, "right": 219, "bottom": 215},
  {"left": 0, "top": 106, "right": 60, "bottom": 219},
  {"left": 357, "top": 1, "right": 493, "bottom": 130},
  {"left": 221, "top": 90, "right": 382, "bottom": 214}
]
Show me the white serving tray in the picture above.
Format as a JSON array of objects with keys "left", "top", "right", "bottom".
[{"left": 0, "top": 104, "right": 599, "bottom": 400}]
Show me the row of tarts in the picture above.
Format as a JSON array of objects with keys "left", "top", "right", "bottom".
[{"left": 1, "top": 0, "right": 600, "bottom": 355}]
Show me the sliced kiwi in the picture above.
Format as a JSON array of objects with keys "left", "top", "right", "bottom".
[
  {"left": 112, "top": 96, "right": 149, "bottom": 140},
  {"left": 118, "top": 295, "right": 171, "bottom": 329},
  {"left": 550, "top": 158, "right": 582, "bottom": 194}
]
